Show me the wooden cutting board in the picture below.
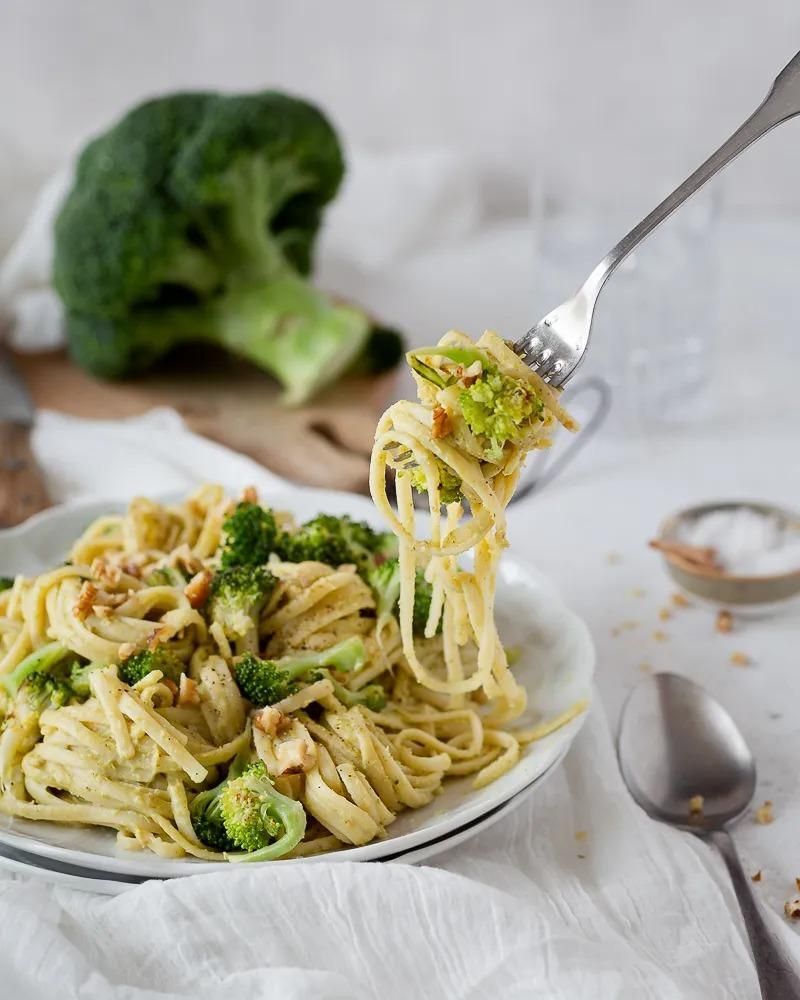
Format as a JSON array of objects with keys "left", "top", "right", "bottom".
[{"left": 13, "top": 347, "right": 396, "bottom": 495}]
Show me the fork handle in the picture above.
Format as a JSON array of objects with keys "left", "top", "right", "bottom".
[{"left": 584, "top": 49, "right": 800, "bottom": 300}]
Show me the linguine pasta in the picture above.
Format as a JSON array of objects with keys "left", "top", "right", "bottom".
[{"left": 0, "top": 332, "right": 584, "bottom": 861}]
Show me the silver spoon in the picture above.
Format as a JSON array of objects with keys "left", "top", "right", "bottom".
[
  {"left": 618, "top": 672, "right": 800, "bottom": 998},
  {"left": 514, "top": 48, "right": 800, "bottom": 388}
]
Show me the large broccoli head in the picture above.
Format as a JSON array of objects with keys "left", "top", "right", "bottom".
[{"left": 54, "top": 91, "right": 402, "bottom": 402}]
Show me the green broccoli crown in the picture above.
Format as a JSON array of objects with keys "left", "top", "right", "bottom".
[
  {"left": 0, "top": 577, "right": 14, "bottom": 592},
  {"left": 118, "top": 647, "right": 185, "bottom": 687},
  {"left": 53, "top": 90, "right": 399, "bottom": 403},
  {"left": 22, "top": 672, "right": 76, "bottom": 713},
  {"left": 407, "top": 459, "right": 463, "bottom": 505},
  {"left": 68, "top": 661, "right": 104, "bottom": 700},
  {"left": 208, "top": 564, "right": 276, "bottom": 640},
  {"left": 190, "top": 783, "right": 236, "bottom": 851},
  {"left": 367, "top": 558, "right": 438, "bottom": 637},
  {"left": 281, "top": 513, "right": 397, "bottom": 571},
  {"left": 220, "top": 502, "right": 279, "bottom": 568},
  {"left": 220, "top": 761, "right": 307, "bottom": 859},
  {"left": 459, "top": 370, "right": 544, "bottom": 463},
  {"left": 233, "top": 636, "right": 366, "bottom": 705},
  {"left": 0, "top": 641, "right": 72, "bottom": 698}
]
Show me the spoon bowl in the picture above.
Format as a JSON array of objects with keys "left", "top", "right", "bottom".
[{"left": 618, "top": 672, "right": 755, "bottom": 833}]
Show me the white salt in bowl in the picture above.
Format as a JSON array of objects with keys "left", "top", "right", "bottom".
[{"left": 655, "top": 500, "right": 800, "bottom": 611}]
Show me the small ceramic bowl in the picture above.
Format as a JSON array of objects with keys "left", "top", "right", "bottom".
[{"left": 655, "top": 500, "right": 800, "bottom": 610}]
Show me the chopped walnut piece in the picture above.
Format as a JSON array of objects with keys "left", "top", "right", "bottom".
[
  {"left": 431, "top": 405, "right": 453, "bottom": 439},
  {"left": 241, "top": 485, "right": 258, "bottom": 504},
  {"left": 658, "top": 608, "right": 672, "bottom": 622},
  {"left": 274, "top": 738, "right": 315, "bottom": 775},
  {"left": 118, "top": 642, "right": 137, "bottom": 660},
  {"left": 460, "top": 361, "right": 483, "bottom": 387},
  {"left": 688, "top": 794, "right": 704, "bottom": 816},
  {"left": 73, "top": 582, "right": 98, "bottom": 621},
  {"left": 751, "top": 870, "right": 762, "bottom": 883},
  {"left": 730, "top": 651, "right": 751, "bottom": 667},
  {"left": 178, "top": 675, "right": 200, "bottom": 707},
  {"left": 146, "top": 625, "right": 175, "bottom": 651},
  {"left": 91, "top": 557, "right": 122, "bottom": 586},
  {"left": 254, "top": 705, "right": 288, "bottom": 738},
  {"left": 652, "top": 630, "right": 668, "bottom": 642},
  {"left": 574, "top": 830, "right": 588, "bottom": 842},
  {"left": 184, "top": 570, "right": 212, "bottom": 609},
  {"left": 755, "top": 800, "right": 774, "bottom": 825},
  {"left": 639, "top": 663, "right": 653, "bottom": 674},
  {"left": 716, "top": 610, "right": 733, "bottom": 634},
  {"left": 120, "top": 560, "right": 143, "bottom": 579},
  {"left": 671, "top": 592, "right": 690, "bottom": 608},
  {"left": 785, "top": 899, "right": 800, "bottom": 921},
  {"left": 795, "top": 877, "right": 800, "bottom": 893},
  {"left": 170, "top": 543, "right": 202, "bottom": 576}
]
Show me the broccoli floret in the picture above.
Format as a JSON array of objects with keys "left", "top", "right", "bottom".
[
  {"left": 407, "top": 460, "right": 463, "bottom": 505},
  {"left": 220, "top": 761, "right": 307, "bottom": 861},
  {"left": 367, "top": 558, "right": 439, "bottom": 637},
  {"left": 0, "top": 642, "right": 72, "bottom": 698},
  {"left": 233, "top": 636, "right": 366, "bottom": 705},
  {"left": 330, "top": 680, "right": 387, "bottom": 712},
  {"left": 68, "top": 661, "right": 105, "bottom": 699},
  {"left": 117, "top": 647, "right": 185, "bottom": 687},
  {"left": 0, "top": 577, "right": 14, "bottom": 592},
  {"left": 280, "top": 514, "right": 397, "bottom": 572},
  {"left": 54, "top": 91, "right": 402, "bottom": 404},
  {"left": 21, "top": 672, "right": 76, "bottom": 713},
  {"left": 207, "top": 565, "right": 277, "bottom": 654},
  {"left": 220, "top": 502, "right": 279, "bottom": 568},
  {"left": 190, "top": 747, "right": 251, "bottom": 851},
  {"left": 459, "top": 370, "right": 544, "bottom": 464}
]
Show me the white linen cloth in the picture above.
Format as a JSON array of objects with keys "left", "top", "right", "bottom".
[{"left": 0, "top": 408, "right": 776, "bottom": 999}]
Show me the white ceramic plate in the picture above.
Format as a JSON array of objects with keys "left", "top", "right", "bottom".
[{"left": 0, "top": 488, "right": 594, "bottom": 877}]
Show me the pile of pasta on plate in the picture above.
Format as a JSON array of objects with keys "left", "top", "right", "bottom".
[{"left": 0, "top": 330, "right": 580, "bottom": 862}]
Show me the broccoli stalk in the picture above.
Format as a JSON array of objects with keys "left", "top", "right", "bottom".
[
  {"left": 54, "top": 91, "right": 402, "bottom": 404},
  {"left": 207, "top": 565, "right": 277, "bottom": 654},
  {"left": 327, "top": 678, "right": 387, "bottom": 712},
  {"left": 117, "top": 647, "right": 185, "bottom": 687},
  {"left": 221, "top": 761, "right": 307, "bottom": 862},
  {"left": 368, "top": 558, "right": 439, "bottom": 637},
  {"left": 233, "top": 635, "right": 366, "bottom": 705},
  {"left": 0, "top": 642, "right": 72, "bottom": 697}
]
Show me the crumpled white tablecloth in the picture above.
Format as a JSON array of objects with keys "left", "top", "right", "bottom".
[{"left": 0, "top": 409, "right": 767, "bottom": 998}]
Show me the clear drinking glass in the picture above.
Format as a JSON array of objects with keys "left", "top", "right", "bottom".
[{"left": 529, "top": 176, "right": 721, "bottom": 432}]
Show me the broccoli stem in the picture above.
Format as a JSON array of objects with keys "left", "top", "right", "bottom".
[
  {"left": 280, "top": 636, "right": 366, "bottom": 680},
  {"left": 0, "top": 642, "right": 70, "bottom": 697}
]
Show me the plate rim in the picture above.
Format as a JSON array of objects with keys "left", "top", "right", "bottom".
[{"left": 0, "top": 489, "right": 594, "bottom": 875}]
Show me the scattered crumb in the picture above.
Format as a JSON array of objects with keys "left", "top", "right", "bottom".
[
  {"left": 755, "top": 801, "right": 774, "bottom": 825},
  {"left": 630, "top": 587, "right": 646, "bottom": 598},
  {"left": 671, "top": 592, "right": 691, "bottom": 608},
  {"left": 785, "top": 899, "right": 800, "bottom": 921},
  {"left": 605, "top": 552, "right": 622, "bottom": 565},
  {"left": 574, "top": 830, "right": 588, "bottom": 842},
  {"left": 716, "top": 610, "right": 733, "bottom": 634},
  {"left": 688, "top": 794, "right": 705, "bottom": 816},
  {"left": 652, "top": 630, "right": 668, "bottom": 642},
  {"left": 639, "top": 663, "right": 653, "bottom": 674},
  {"left": 751, "top": 870, "right": 762, "bottom": 883},
  {"left": 795, "top": 877, "right": 800, "bottom": 893},
  {"left": 730, "top": 651, "right": 751, "bottom": 667},
  {"left": 658, "top": 608, "right": 672, "bottom": 622},
  {"left": 576, "top": 854, "right": 586, "bottom": 860},
  {"left": 611, "top": 620, "right": 640, "bottom": 637}
]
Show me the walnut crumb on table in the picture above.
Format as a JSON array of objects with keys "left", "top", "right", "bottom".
[
  {"left": 574, "top": 830, "right": 588, "bottom": 842},
  {"left": 652, "top": 630, "right": 668, "bottom": 642},
  {"left": 716, "top": 610, "right": 733, "bottom": 634},
  {"left": 658, "top": 608, "right": 672, "bottom": 622},
  {"left": 785, "top": 900, "right": 800, "bottom": 921},
  {"left": 754, "top": 800, "right": 774, "bottom": 825},
  {"left": 751, "top": 870, "right": 762, "bottom": 883},
  {"left": 730, "top": 651, "right": 751, "bottom": 667},
  {"left": 795, "top": 877, "right": 800, "bottom": 893},
  {"left": 671, "top": 592, "right": 691, "bottom": 608}
]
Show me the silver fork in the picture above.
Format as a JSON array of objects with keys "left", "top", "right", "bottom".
[{"left": 514, "top": 48, "right": 800, "bottom": 387}]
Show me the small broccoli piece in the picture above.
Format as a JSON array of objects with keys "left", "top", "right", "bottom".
[
  {"left": 329, "top": 680, "right": 387, "bottom": 712},
  {"left": 407, "top": 459, "right": 463, "bottom": 505},
  {"left": 280, "top": 513, "right": 397, "bottom": 572},
  {"left": 221, "top": 761, "right": 307, "bottom": 861},
  {"left": 233, "top": 636, "right": 366, "bottom": 705},
  {"left": 459, "top": 370, "right": 544, "bottom": 464},
  {"left": 117, "top": 647, "right": 185, "bottom": 687},
  {"left": 69, "top": 661, "right": 105, "bottom": 699},
  {"left": 207, "top": 565, "right": 277, "bottom": 654},
  {"left": 368, "top": 558, "right": 439, "bottom": 637},
  {"left": 0, "top": 577, "right": 14, "bottom": 592},
  {"left": 190, "top": 747, "right": 251, "bottom": 851},
  {"left": 144, "top": 566, "right": 187, "bottom": 587},
  {"left": 220, "top": 502, "right": 279, "bottom": 568},
  {"left": 0, "top": 642, "right": 71, "bottom": 697},
  {"left": 21, "top": 672, "right": 76, "bottom": 713}
]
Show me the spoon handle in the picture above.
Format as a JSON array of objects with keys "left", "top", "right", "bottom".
[{"left": 710, "top": 829, "right": 800, "bottom": 998}]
